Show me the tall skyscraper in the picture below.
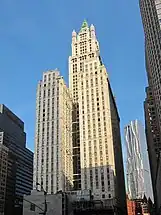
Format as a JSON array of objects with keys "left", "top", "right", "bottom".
[
  {"left": 140, "top": 0, "right": 161, "bottom": 132},
  {"left": 69, "top": 20, "right": 127, "bottom": 212},
  {"left": 139, "top": 0, "right": 161, "bottom": 209},
  {"left": 33, "top": 70, "right": 73, "bottom": 194},
  {"left": 0, "top": 104, "right": 33, "bottom": 215},
  {"left": 125, "top": 120, "right": 153, "bottom": 200}
]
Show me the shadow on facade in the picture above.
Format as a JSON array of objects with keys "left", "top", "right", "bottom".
[
  {"left": 72, "top": 103, "right": 81, "bottom": 191},
  {"left": 108, "top": 82, "right": 127, "bottom": 215},
  {"left": 71, "top": 165, "right": 126, "bottom": 215},
  {"left": 80, "top": 163, "right": 126, "bottom": 214},
  {"left": 81, "top": 165, "right": 115, "bottom": 199}
]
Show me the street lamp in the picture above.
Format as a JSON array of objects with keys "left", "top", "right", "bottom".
[{"left": 36, "top": 182, "right": 47, "bottom": 215}]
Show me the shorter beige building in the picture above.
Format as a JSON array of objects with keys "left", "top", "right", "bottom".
[{"left": 33, "top": 70, "right": 73, "bottom": 194}]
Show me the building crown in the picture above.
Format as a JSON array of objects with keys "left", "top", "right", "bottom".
[{"left": 80, "top": 19, "right": 88, "bottom": 31}]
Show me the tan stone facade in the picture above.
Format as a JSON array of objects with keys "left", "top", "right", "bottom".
[
  {"left": 69, "top": 21, "right": 127, "bottom": 212},
  {"left": 34, "top": 70, "right": 73, "bottom": 194}
]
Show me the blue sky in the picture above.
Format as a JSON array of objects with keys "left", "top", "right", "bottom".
[{"left": 0, "top": 0, "right": 146, "bottom": 160}]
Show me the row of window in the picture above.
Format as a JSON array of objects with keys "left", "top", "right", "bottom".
[
  {"left": 73, "top": 61, "right": 97, "bottom": 72},
  {"left": 73, "top": 75, "right": 104, "bottom": 93},
  {"left": 84, "top": 167, "right": 111, "bottom": 192},
  {"left": 43, "top": 72, "right": 57, "bottom": 82},
  {"left": 80, "top": 77, "right": 104, "bottom": 89}
]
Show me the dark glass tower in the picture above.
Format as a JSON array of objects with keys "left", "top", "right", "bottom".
[
  {"left": 0, "top": 104, "right": 33, "bottom": 215},
  {"left": 140, "top": 0, "right": 161, "bottom": 212}
]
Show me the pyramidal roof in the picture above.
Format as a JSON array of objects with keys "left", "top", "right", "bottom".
[{"left": 81, "top": 19, "right": 88, "bottom": 30}]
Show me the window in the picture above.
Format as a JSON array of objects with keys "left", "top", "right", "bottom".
[
  {"left": 44, "top": 75, "right": 46, "bottom": 82},
  {"left": 30, "top": 204, "right": 35, "bottom": 211},
  {"left": 102, "top": 194, "right": 105, "bottom": 198}
]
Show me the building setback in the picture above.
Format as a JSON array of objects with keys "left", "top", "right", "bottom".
[
  {"left": 0, "top": 104, "right": 33, "bottom": 215},
  {"left": 125, "top": 120, "right": 153, "bottom": 200},
  {"left": 33, "top": 70, "right": 73, "bottom": 194},
  {"left": 69, "top": 21, "right": 127, "bottom": 213},
  {"left": 139, "top": 0, "right": 161, "bottom": 211}
]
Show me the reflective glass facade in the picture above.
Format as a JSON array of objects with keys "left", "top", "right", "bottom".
[{"left": 125, "top": 120, "right": 153, "bottom": 200}]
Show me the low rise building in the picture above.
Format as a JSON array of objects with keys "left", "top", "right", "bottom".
[
  {"left": 23, "top": 190, "right": 73, "bottom": 215},
  {"left": 127, "top": 196, "right": 153, "bottom": 215},
  {"left": 127, "top": 198, "right": 136, "bottom": 215},
  {"left": 23, "top": 190, "right": 117, "bottom": 215}
]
